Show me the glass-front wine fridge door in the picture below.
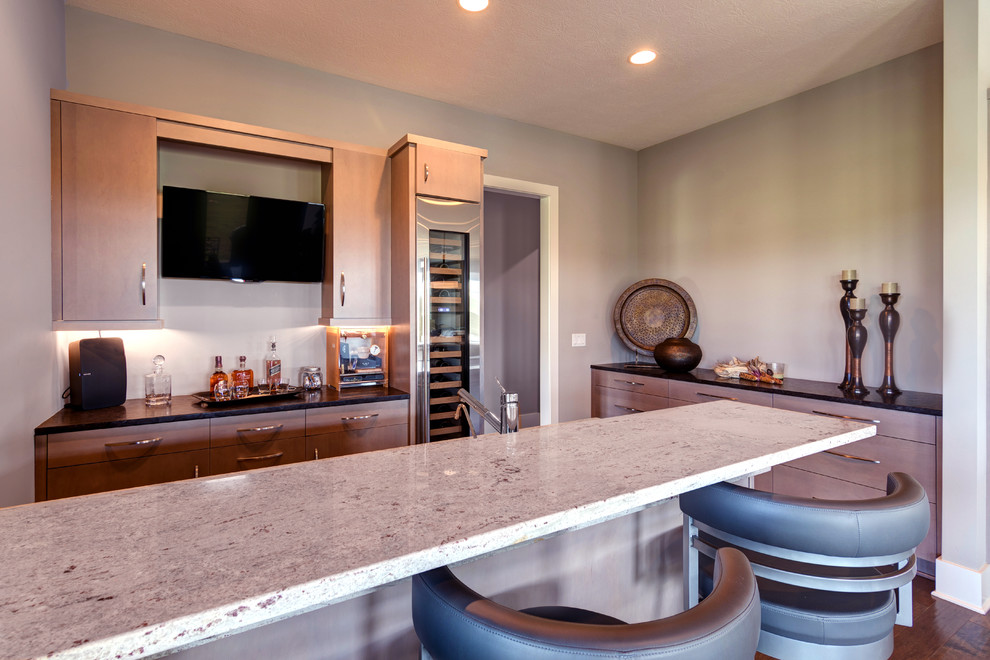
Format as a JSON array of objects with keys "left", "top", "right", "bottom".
[{"left": 427, "top": 230, "right": 469, "bottom": 439}]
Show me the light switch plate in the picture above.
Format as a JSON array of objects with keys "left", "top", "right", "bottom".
[{"left": 571, "top": 333, "right": 586, "bottom": 347}]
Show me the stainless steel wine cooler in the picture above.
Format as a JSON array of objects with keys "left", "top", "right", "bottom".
[{"left": 415, "top": 198, "right": 482, "bottom": 442}]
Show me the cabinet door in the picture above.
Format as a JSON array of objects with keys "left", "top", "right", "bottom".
[
  {"left": 321, "top": 149, "right": 391, "bottom": 324},
  {"left": 307, "top": 424, "right": 408, "bottom": 460},
  {"left": 415, "top": 144, "right": 482, "bottom": 203},
  {"left": 210, "top": 436, "right": 306, "bottom": 475},
  {"left": 592, "top": 386, "right": 667, "bottom": 418},
  {"left": 56, "top": 102, "right": 158, "bottom": 323}
]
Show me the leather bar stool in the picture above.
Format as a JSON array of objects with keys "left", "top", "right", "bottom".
[
  {"left": 412, "top": 546, "right": 760, "bottom": 660},
  {"left": 680, "top": 472, "right": 930, "bottom": 660}
]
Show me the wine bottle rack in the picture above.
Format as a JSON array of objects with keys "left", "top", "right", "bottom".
[{"left": 427, "top": 230, "right": 470, "bottom": 439}]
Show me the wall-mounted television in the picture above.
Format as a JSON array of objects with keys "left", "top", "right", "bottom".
[{"left": 160, "top": 186, "right": 325, "bottom": 283}]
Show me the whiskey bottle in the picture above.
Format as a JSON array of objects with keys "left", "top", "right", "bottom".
[
  {"left": 264, "top": 338, "right": 281, "bottom": 392},
  {"left": 231, "top": 355, "right": 254, "bottom": 398},
  {"left": 210, "top": 355, "right": 230, "bottom": 400}
]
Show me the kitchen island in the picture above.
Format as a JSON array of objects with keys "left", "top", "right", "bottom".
[{"left": 2, "top": 401, "right": 875, "bottom": 659}]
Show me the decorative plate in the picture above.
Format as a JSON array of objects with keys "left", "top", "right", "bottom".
[{"left": 613, "top": 279, "right": 697, "bottom": 356}]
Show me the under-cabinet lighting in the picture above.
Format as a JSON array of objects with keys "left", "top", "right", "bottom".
[
  {"left": 459, "top": 0, "right": 489, "bottom": 11},
  {"left": 629, "top": 49, "right": 657, "bottom": 65},
  {"left": 419, "top": 197, "right": 469, "bottom": 206}
]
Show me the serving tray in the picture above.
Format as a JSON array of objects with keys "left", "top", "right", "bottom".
[
  {"left": 613, "top": 278, "right": 697, "bottom": 356},
  {"left": 192, "top": 385, "right": 305, "bottom": 406}
]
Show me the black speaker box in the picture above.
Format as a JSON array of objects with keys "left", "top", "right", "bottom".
[{"left": 68, "top": 338, "right": 127, "bottom": 410}]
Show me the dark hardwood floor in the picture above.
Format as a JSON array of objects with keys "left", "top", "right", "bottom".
[{"left": 756, "top": 576, "right": 990, "bottom": 659}]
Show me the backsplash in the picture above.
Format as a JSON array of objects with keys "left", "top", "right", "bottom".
[{"left": 56, "top": 279, "right": 326, "bottom": 401}]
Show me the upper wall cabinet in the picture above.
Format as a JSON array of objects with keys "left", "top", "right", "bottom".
[
  {"left": 52, "top": 101, "right": 161, "bottom": 328},
  {"left": 406, "top": 138, "right": 485, "bottom": 203},
  {"left": 319, "top": 148, "right": 392, "bottom": 326}
]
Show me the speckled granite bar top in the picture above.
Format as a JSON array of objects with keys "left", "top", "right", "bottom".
[
  {"left": 35, "top": 386, "right": 409, "bottom": 435},
  {"left": 593, "top": 364, "right": 942, "bottom": 416},
  {"left": 3, "top": 401, "right": 875, "bottom": 659}
]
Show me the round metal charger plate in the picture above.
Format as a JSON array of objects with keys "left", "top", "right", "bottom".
[{"left": 613, "top": 279, "right": 697, "bottom": 356}]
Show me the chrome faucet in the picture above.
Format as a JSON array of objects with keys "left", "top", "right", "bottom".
[{"left": 456, "top": 377, "right": 519, "bottom": 436}]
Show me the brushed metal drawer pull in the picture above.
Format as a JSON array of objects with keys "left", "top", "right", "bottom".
[
  {"left": 697, "top": 392, "right": 739, "bottom": 401},
  {"left": 236, "top": 424, "right": 284, "bottom": 433},
  {"left": 616, "top": 380, "right": 644, "bottom": 386},
  {"left": 194, "top": 465, "right": 199, "bottom": 478},
  {"left": 824, "top": 450, "right": 881, "bottom": 464},
  {"left": 314, "top": 448, "right": 319, "bottom": 460},
  {"left": 105, "top": 437, "right": 162, "bottom": 448},
  {"left": 341, "top": 413, "right": 379, "bottom": 421},
  {"left": 236, "top": 452, "right": 284, "bottom": 462},
  {"left": 615, "top": 405, "right": 644, "bottom": 413},
  {"left": 811, "top": 410, "right": 881, "bottom": 425},
  {"left": 141, "top": 263, "right": 147, "bottom": 306}
]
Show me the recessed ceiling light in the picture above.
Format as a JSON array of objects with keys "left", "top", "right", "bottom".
[
  {"left": 459, "top": 0, "right": 489, "bottom": 11},
  {"left": 629, "top": 49, "right": 657, "bottom": 65}
]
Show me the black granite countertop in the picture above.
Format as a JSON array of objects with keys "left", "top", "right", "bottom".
[
  {"left": 592, "top": 364, "right": 941, "bottom": 416},
  {"left": 35, "top": 386, "right": 409, "bottom": 435}
]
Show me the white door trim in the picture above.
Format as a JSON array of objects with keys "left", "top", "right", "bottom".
[{"left": 483, "top": 174, "right": 559, "bottom": 425}]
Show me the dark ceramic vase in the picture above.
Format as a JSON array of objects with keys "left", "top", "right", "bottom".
[{"left": 654, "top": 338, "right": 703, "bottom": 372}]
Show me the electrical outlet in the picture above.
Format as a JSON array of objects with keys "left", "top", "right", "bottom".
[{"left": 571, "top": 333, "right": 586, "bottom": 347}]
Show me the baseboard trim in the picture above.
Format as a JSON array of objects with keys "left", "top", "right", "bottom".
[{"left": 933, "top": 557, "right": 990, "bottom": 613}]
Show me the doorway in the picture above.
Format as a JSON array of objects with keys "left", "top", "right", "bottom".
[{"left": 482, "top": 175, "right": 559, "bottom": 427}]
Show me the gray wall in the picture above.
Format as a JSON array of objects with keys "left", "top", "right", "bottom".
[
  {"left": 0, "top": 0, "right": 65, "bottom": 507},
  {"left": 483, "top": 190, "right": 541, "bottom": 427},
  {"left": 637, "top": 45, "right": 943, "bottom": 393},
  {"left": 63, "top": 7, "right": 639, "bottom": 426}
]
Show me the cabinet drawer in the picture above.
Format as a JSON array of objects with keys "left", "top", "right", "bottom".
[
  {"left": 783, "top": 435, "right": 936, "bottom": 502},
  {"left": 47, "top": 419, "right": 210, "bottom": 468},
  {"left": 592, "top": 386, "right": 667, "bottom": 418},
  {"left": 306, "top": 399, "right": 407, "bottom": 435},
  {"left": 307, "top": 424, "right": 409, "bottom": 460},
  {"left": 772, "top": 466, "right": 937, "bottom": 567},
  {"left": 592, "top": 369, "right": 668, "bottom": 397},
  {"left": 210, "top": 410, "right": 306, "bottom": 448},
  {"left": 210, "top": 436, "right": 305, "bottom": 475},
  {"left": 47, "top": 449, "right": 209, "bottom": 500},
  {"left": 772, "top": 395, "right": 935, "bottom": 444},
  {"left": 668, "top": 380, "right": 772, "bottom": 407}
]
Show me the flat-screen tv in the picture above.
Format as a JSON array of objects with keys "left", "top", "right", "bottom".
[{"left": 160, "top": 186, "right": 325, "bottom": 283}]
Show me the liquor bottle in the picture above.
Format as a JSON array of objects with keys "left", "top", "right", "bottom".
[
  {"left": 264, "top": 337, "right": 281, "bottom": 392},
  {"left": 210, "top": 355, "right": 230, "bottom": 400},
  {"left": 231, "top": 355, "right": 254, "bottom": 398}
]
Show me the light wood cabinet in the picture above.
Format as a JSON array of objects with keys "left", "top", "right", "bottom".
[
  {"left": 668, "top": 380, "right": 773, "bottom": 407},
  {"left": 414, "top": 142, "right": 484, "bottom": 203},
  {"left": 319, "top": 148, "right": 392, "bottom": 325},
  {"left": 590, "top": 369, "right": 668, "bottom": 418},
  {"left": 52, "top": 101, "right": 160, "bottom": 328}
]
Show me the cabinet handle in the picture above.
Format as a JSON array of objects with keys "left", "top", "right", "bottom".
[
  {"left": 141, "top": 263, "right": 147, "bottom": 306},
  {"left": 824, "top": 450, "right": 881, "bottom": 464},
  {"left": 236, "top": 424, "right": 283, "bottom": 433},
  {"left": 810, "top": 410, "right": 880, "bottom": 425},
  {"left": 697, "top": 392, "right": 739, "bottom": 401},
  {"left": 314, "top": 448, "right": 319, "bottom": 460},
  {"left": 341, "top": 413, "right": 379, "bottom": 421},
  {"left": 105, "top": 436, "right": 162, "bottom": 448},
  {"left": 616, "top": 380, "right": 644, "bottom": 386},
  {"left": 424, "top": 163, "right": 430, "bottom": 182},
  {"left": 614, "top": 405, "right": 643, "bottom": 413},
  {"left": 194, "top": 464, "right": 199, "bottom": 478},
  {"left": 237, "top": 452, "right": 284, "bottom": 462},
  {"left": 340, "top": 272, "right": 345, "bottom": 307}
]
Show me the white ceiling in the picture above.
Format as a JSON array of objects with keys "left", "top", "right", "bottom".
[{"left": 66, "top": 0, "right": 943, "bottom": 151}]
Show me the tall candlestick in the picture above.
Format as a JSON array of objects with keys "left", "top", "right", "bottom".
[
  {"left": 878, "top": 291, "right": 902, "bottom": 396},
  {"left": 847, "top": 304, "right": 869, "bottom": 396},
  {"left": 838, "top": 278, "right": 858, "bottom": 390}
]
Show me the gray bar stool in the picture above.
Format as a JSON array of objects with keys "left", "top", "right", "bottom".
[
  {"left": 680, "top": 472, "right": 930, "bottom": 660},
  {"left": 411, "top": 546, "right": 760, "bottom": 659}
]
